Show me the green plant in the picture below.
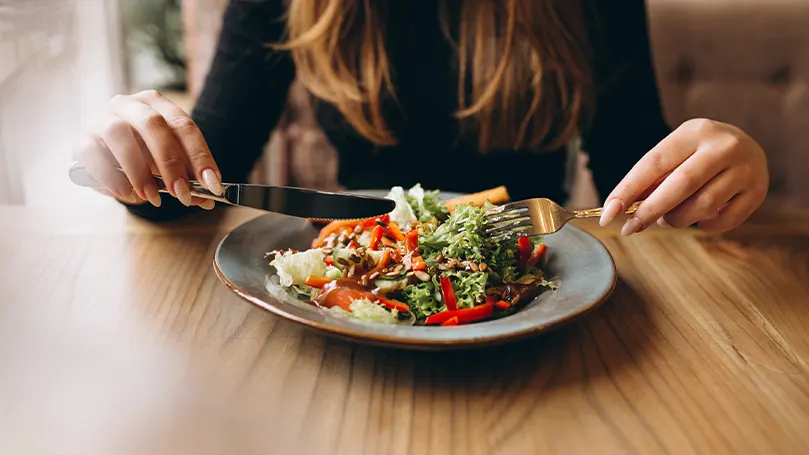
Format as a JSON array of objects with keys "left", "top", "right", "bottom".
[{"left": 124, "top": 0, "right": 186, "bottom": 91}]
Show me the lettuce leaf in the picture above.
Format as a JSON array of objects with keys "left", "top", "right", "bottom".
[
  {"left": 405, "top": 184, "right": 449, "bottom": 222},
  {"left": 385, "top": 186, "right": 417, "bottom": 227},
  {"left": 270, "top": 249, "right": 327, "bottom": 287}
]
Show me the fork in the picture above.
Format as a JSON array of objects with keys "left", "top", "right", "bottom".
[{"left": 485, "top": 199, "right": 642, "bottom": 240}]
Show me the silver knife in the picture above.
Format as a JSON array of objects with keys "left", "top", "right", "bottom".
[{"left": 68, "top": 162, "right": 395, "bottom": 220}]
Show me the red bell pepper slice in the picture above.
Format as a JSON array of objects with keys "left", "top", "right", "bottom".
[
  {"left": 517, "top": 237, "right": 532, "bottom": 265},
  {"left": 362, "top": 249, "right": 391, "bottom": 280},
  {"left": 424, "top": 297, "right": 496, "bottom": 325},
  {"left": 441, "top": 316, "right": 459, "bottom": 326},
  {"left": 405, "top": 230, "right": 419, "bottom": 253},
  {"left": 386, "top": 222, "right": 406, "bottom": 242},
  {"left": 411, "top": 255, "right": 427, "bottom": 271},
  {"left": 440, "top": 276, "right": 458, "bottom": 311},
  {"left": 371, "top": 290, "right": 410, "bottom": 312},
  {"left": 495, "top": 300, "right": 511, "bottom": 310},
  {"left": 369, "top": 225, "right": 385, "bottom": 250},
  {"left": 526, "top": 244, "right": 546, "bottom": 267},
  {"left": 324, "top": 256, "right": 335, "bottom": 266}
]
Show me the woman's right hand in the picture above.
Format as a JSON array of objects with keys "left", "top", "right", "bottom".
[{"left": 74, "top": 90, "right": 223, "bottom": 210}]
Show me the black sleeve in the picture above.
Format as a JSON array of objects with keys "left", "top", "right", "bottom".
[
  {"left": 127, "top": 0, "right": 295, "bottom": 221},
  {"left": 580, "top": 0, "right": 672, "bottom": 202}
]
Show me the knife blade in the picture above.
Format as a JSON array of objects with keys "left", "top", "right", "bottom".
[{"left": 68, "top": 162, "right": 395, "bottom": 220}]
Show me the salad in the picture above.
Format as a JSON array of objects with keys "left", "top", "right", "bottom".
[{"left": 266, "top": 185, "right": 554, "bottom": 326}]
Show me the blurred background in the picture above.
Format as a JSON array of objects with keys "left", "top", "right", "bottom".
[{"left": 1, "top": 0, "right": 808, "bottom": 210}]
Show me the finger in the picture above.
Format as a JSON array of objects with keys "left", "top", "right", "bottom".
[
  {"left": 76, "top": 135, "right": 139, "bottom": 203},
  {"left": 621, "top": 148, "right": 728, "bottom": 236},
  {"left": 600, "top": 132, "right": 697, "bottom": 227},
  {"left": 100, "top": 115, "right": 161, "bottom": 207},
  {"left": 111, "top": 95, "right": 192, "bottom": 206},
  {"left": 193, "top": 198, "right": 216, "bottom": 211},
  {"left": 697, "top": 190, "right": 765, "bottom": 234},
  {"left": 662, "top": 169, "right": 741, "bottom": 228},
  {"left": 134, "top": 90, "right": 223, "bottom": 196}
]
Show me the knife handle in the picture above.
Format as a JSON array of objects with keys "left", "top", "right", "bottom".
[{"left": 68, "top": 162, "right": 230, "bottom": 203}]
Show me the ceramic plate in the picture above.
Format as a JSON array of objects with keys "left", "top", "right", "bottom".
[{"left": 213, "top": 191, "right": 616, "bottom": 350}]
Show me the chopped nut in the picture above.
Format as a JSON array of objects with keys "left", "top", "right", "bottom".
[
  {"left": 468, "top": 262, "right": 479, "bottom": 272},
  {"left": 369, "top": 271, "right": 380, "bottom": 280},
  {"left": 436, "top": 253, "right": 444, "bottom": 262},
  {"left": 479, "top": 263, "right": 488, "bottom": 272},
  {"left": 414, "top": 271, "right": 430, "bottom": 282}
]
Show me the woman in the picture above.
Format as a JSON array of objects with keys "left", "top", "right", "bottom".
[{"left": 77, "top": 0, "right": 768, "bottom": 235}]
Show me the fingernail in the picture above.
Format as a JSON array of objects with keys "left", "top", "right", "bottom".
[
  {"left": 600, "top": 199, "right": 624, "bottom": 227},
  {"left": 173, "top": 179, "right": 192, "bottom": 207},
  {"left": 143, "top": 182, "right": 162, "bottom": 208},
  {"left": 201, "top": 168, "right": 223, "bottom": 196},
  {"left": 199, "top": 199, "right": 215, "bottom": 211},
  {"left": 657, "top": 218, "right": 670, "bottom": 228},
  {"left": 621, "top": 216, "right": 644, "bottom": 236},
  {"left": 120, "top": 189, "right": 140, "bottom": 204}
]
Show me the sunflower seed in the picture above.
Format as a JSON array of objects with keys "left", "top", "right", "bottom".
[
  {"left": 406, "top": 271, "right": 415, "bottom": 277},
  {"left": 385, "top": 271, "right": 401, "bottom": 277},
  {"left": 348, "top": 265, "right": 356, "bottom": 277},
  {"left": 479, "top": 262, "right": 488, "bottom": 272},
  {"left": 321, "top": 248, "right": 333, "bottom": 255},
  {"left": 392, "top": 264, "right": 404, "bottom": 274},
  {"left": 361, "top": 275, "right": 369, "bottom": 287},
  {"left": 468, "top": 262, "right": 479, "bottom": 272},
  {"left": 369, "top": 271, "right": 380, "bottom": 280},
  {"left": 414, "top": 271, "right": 430, "bottom": 282}
]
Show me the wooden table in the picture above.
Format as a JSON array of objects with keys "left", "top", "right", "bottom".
[{"left": 2, "top": 197, "right": 809, "bottom": 455}]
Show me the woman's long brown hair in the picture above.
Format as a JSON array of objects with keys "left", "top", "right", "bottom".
[{"left": 277, "top": 0, "right": 593, "bottom": 151}]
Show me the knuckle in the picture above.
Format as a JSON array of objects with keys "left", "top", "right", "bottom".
[
  {"left": 110, "top": 94, "right": 129, "bottom": 105},
  {"left": 139, "top": 89, "right": 162, "bottom": 101},
  {"left": 141, "top": 113, "right": 167, "bottom": 130},
  {"left": 695, "top": 190, "right": 718, "bottom": 212},
  {"left": 672, "top": 168, "right": 698, "bottom": 191},
  {"left": 103, "top": 118, "right": 131, "bottom": 138},
  {"left": 645, "top": 150, "right": 665, "bottom": 172},
  {"left": 683, "top": 118, "right": 717, "bottom": 136},
  {"left": 186, "top": 148, "right": 212, "bottom": 165},
  {"left": 156, "top": 154, "right": 186, "bottom": 171},
  {"left": 167, "top": 116, "right": 198, "bottom": 133}
]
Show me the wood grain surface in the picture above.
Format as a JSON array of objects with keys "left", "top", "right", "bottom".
[{"left": 2, "top": 197, "right": 809, "bottom": 455}]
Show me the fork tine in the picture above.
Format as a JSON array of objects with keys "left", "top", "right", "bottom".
[
  {"left": 485, "top": 218, "right": 534, "bottom": 236},
  {"left": 486, "top": 212, "right": 529, "bottom": 224},
  {"left": 486, "top": 200, "right": 530, "bottom": 214}
]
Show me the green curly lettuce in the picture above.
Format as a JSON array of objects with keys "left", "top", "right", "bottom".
[
  {"left": 405, "top": 184, "right": 449, "bottom": 222},
  {"left": 418, "top": 203, "right": 520, "bottom": 286}
]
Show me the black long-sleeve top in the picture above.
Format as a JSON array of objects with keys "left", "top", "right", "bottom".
[{"left": 129, "top": 0, "right": 671, "bottom": 220}]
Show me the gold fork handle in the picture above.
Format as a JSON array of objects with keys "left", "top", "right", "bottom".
[{"left": 572, "top": 201, "right": 642, "bottom": 219}]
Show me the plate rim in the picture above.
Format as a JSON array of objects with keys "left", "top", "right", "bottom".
[{"left": 212, "top": 215, "right": 616, "bottom": 348}]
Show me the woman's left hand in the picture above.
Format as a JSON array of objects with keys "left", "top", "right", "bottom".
[{"left": 600, "top": 118, "right": 769, "bottom": 235}]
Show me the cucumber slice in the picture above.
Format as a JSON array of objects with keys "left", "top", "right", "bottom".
[
  {"left": 331, "top": 248, "right": 354, "bottom": 270},
  {"left": 374, "top": 278, "right": 405, "bottom": 293}
]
